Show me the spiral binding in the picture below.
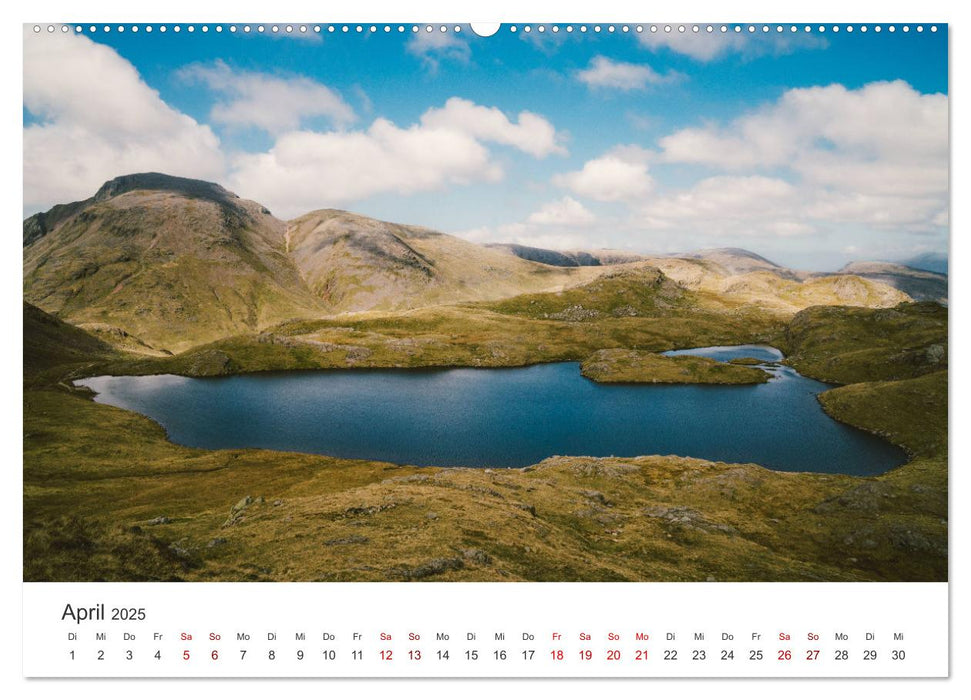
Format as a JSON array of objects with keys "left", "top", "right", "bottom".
[{"left": 31, "top": 23, "right": 941, "bottom": 36}]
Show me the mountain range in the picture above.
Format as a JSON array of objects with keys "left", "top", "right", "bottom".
[{"left": 23, "top": 173, "right": 943, "bottom": 355}]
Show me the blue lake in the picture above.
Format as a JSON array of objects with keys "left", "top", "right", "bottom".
[{"left": 76, "top": 346, "right": 906, "bottom": 475}]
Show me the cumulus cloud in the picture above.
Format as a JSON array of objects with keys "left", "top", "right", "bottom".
[
  {"left": 455, "top": 221, "right": 596, "bottom": 251},
  {"left": 230, "top": 99, "right": 565, "bottom": 217},
  {"left": 575, "top": 56, "right": 674, "bottom": 90},
  {"left": 553, "top": 146, "right": 654, "bottom": 201},
  {"left": 654, "top": 80, "right": 948, "bottom": 232},
  {"left": 420, "top": 97, "right": 566, "bottom": 158},
  {"left": 230, "top": 120, "right": 500, "bottom": 217},
  {"left": 526, "top": 197, "right": 596, "bottom": 226},
  {"left": 634, "top": 178, "right": 944, "bottom": 241},
  {"left": 455, "top": 198, "right": 599, "bottom": 250},
  {"left": 179, "top": 61, "right": 355, "bottom": 133},
  {"left": 636, "top": 29, "right": 826, "bottom": 62},
  {"left": 22, "top": 31, "right": 566, "bottom": 220},
  {"left": 635, "top": 176, "right": 812, "bottom": 237},
  {"left": 23, "top": 29, "right": 225, "bottom": 211},
  {"left": 406, "top": 30, "right": 471, "bottom": 72},
  {"left": 660, "top": 81, "right": 946, "bottom": 173}
]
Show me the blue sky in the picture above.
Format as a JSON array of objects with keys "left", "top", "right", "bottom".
[{"left": 23, "top": 23, "right": 948, "bottom": 270}]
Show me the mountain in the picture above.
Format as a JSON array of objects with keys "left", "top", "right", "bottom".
[
  {"left": 681, "top": 248, "right": 803, "bottom": 280},
  {"left": 486, "top": 243, "right": 647, "bottom": 267},
  {"left": 830, "top": 262, "right": 947, "bottom": 304},
  {"left": 900, "top": 252, "right": 948, "bottom": 275},
  {"left": 23, "top": 174, "right": 323, "bottom": 353},
  {"left": 23, "top": 174, "right": 585, "bottom": 353},
  {"left": 24, "top": 173, "right": 920, "bottom": 356},
  {"left": 286, "top": 210, "right": 583, "bottom": 312},
  {"left": 633, "top": 254, "right": 908, "bottom": 313}
]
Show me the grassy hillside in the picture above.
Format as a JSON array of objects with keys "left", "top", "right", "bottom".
[
  {"left": 818, "top": 371, "right": 947, "bottom": 460},
  {"left": 783, "top": 302, "right": 947, "bottom": 384},
  {"left": 483, "top": 266, "right": 688, "bottom": 320},
  {"left": 101, "top": 302, "right": 786, "bottom": 378},
  {"left": 23, "top": 302, "right": 119, "bottom": 384}
]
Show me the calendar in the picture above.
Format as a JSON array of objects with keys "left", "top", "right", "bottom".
[
  {"left": 20, "top": 8, "right": 951, "bottom": 686},
  {"left": 24, "top": 583, "right": 948, "bottom": 677}
]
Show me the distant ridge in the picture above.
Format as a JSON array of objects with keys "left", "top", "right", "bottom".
[
  {"left": 487, "top": 243, "right": 647, "bottom": 267},
  {"left": 829, "top": 261, "right": 947, "bottom": 304},
  {"left": 486, "top": 243, "right": 602, "bottom": 267},
  {"left": 682, "top": 248, "right": 802, "bottom": 280},
  {"left": 900, "top": 252, "right": 948, "bottom": 276}
]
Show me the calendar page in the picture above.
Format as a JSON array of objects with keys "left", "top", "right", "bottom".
[{"left": 19, "top": 4, "right": 952, "bottom": 687}]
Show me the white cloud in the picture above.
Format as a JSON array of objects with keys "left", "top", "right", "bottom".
[
  {"left": 655, "top": 81, "right": 948, "bottom": 233},
  {"left": 636, "top": 30, "right": 826, "bottom": 62},
  {"left": 406, "top": 30, "right": 471, "bottom": 72},
  {"left": 230, "top": 119, "right": 500, "bottom": 217},
  {"left": 229, "top": 98, "right": 567, "bottom": 216},
  {"left": 804, "top": 191, "right": 946, "bottom": 228},
  {"left": 421, "top": 97, "right": 566, "bottom": 158},
  {"left": 23, "top": 29, "right": 225, "bottom": 211},
  {"left": 526, "top": 197, "right": 596, "bottom": 226},
  {"left": 455, "top": 222, "right": 594, "bottom": 251},
  {"left": 179, "top": 61, "right": 355, "bottom": 133},
  {"left": 575, "top": 55, "right": 673, "bottom": 90},
  {"left": 553, "top": 146, "right": 654, "bottom": 201},
  {"left": 635, "top": 174, "right": 945, "bottom": 240},
  {"left": 636, "top": 31, "right": 748, "bottom": 61},
  {"left": 636, "top": 176, "right": 811, "bottom": 238},
  {"left": 454, "top": 198, "right": 598, "bottom": 250},
  {"left": 659, "top": 81, "right": 946, "bottom": 174}
]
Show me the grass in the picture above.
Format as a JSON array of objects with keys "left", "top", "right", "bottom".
[
  {"left": 818, "top": 371, "right": 947, "bottom": 460},
  {"left": 782, "top": 301, "right": 947, "bottom": 384},
  {"left": 23, "top": 388, "right": 944, "bottom": 582},
  {"left": 482, "top": 266, "right": 687, "bottom": 319},
  {"left": 23, "top": 299, "right": 947, "bottom": 582},
  {"left": 99, "top": 304, "right": 787, "bottom": 378},
  {"left": 580, "top": 349, "right": 769, "bottom": 384}
]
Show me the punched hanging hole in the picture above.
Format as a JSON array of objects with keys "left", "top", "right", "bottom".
[{"left": 470, "top": 23, "right": 501, "bottom": 37}]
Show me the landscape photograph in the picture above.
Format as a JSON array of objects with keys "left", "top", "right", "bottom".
[{"left": 23, "top": 24, "right": 947, "bottom": 582}]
